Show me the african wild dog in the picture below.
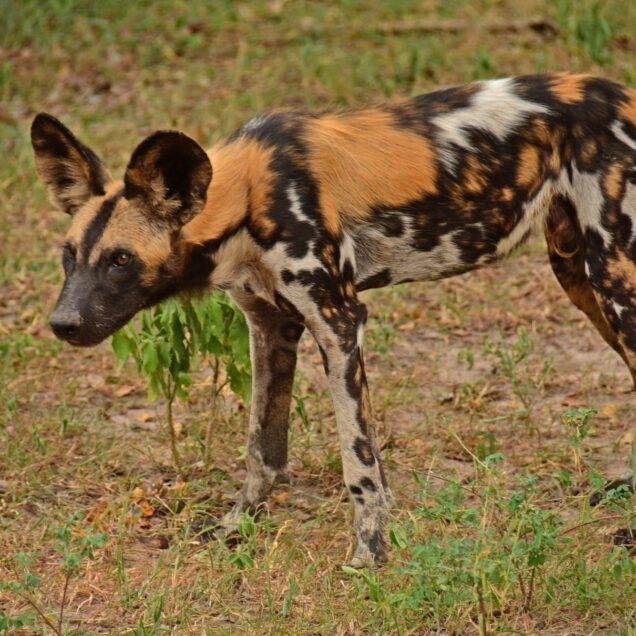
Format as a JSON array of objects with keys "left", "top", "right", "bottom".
[{"left": 32, "top": 73, "right": 636, "bottom": 566}]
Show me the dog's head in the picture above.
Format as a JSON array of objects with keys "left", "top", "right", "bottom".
[{"left": 31, "top": 114, "right": 212, "bottom": 346}]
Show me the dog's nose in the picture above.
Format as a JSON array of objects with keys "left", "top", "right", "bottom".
[{"left": 50, "top": 312, "right": 81, "bottom": 341}]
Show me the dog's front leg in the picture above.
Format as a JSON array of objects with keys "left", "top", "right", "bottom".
[
  {"left": 221, "top": 293, "right": 304, "bottom": 528},
  {"left": 303, "top": 298, "right": 390, "bottom": 567}
]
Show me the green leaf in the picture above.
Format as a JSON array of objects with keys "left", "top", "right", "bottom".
[
  {"left": 110, "top": 331, "right": 132, "bottom": 366},
  {"left": 142, "top": 345, "right": 159, "bottom": 374}
]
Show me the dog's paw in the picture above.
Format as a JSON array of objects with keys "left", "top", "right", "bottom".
[
  {"left": 348, "top": 541, "right": 388, "bottom": 568},
  {"left": 189, "top": 509, "right": 245, "bottom": 545}
]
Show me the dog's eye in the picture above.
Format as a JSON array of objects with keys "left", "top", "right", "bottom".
[{"left": 113, "top": 251, "right": 132, "bottom": 267}]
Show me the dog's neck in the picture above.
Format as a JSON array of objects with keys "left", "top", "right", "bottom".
[{"left": 180, "top": 135, "right": 274, "bottom": 247}]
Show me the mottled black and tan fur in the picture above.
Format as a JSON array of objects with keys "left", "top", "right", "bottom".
[{"left": 32, "top": 73, "right": 636, "bottom": 566}]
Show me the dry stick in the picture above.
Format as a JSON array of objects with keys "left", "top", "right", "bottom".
[
  {"left": 260, "top": 18, "right": 560, "bottom": 47},
  {"left": 523, "top": 566, "right": 536, "bottom": 613},
  {"left": 57, "top": 569, "right": 72, "bottom": 635},
  {"left": 558, "top": 513, "right": 626, "bottom": 537},
  {"left": 518, "top": 571, "right": 528, "bottom": 611},
  {"left": 377, "top": 18, "right": 559, "bottom": 36},
  {"left": 477, "top": 583, "right": 489, "bottom": 636},
  {"left": 14, "top": 590, "right": 61, "bottom": 635}
]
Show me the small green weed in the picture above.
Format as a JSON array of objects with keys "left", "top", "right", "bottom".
[
  {"left": 1, "top": 514, "right": 108, "bottom": 635},
  {"left": 348, "top": 466, "right": 636, "bottom": 633},
  {"left": 485, "top": 327, "right": 553, "bottom": 421}
]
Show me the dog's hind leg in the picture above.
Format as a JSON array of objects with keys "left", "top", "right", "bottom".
[
  {"left": 561, "top": 158, "right": 636, "bottom": 513},
  {"left": 545, "top": 194, "right": 636, "bottom": 387}
]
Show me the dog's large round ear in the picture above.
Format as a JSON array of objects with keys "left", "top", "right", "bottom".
[
  {"left": 124, "top": 131, "right": 212, "bottom": 229},
  {"left": 31, "top": 113, "right": 112, "bottom": 215}
]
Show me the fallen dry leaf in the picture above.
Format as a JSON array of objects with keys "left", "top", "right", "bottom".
[
  {"left": 272, "top": 491, "right": 290, "bottom": 505},
  {"left": 131, "top": 486, "right": 145, "bottom": 501},
  {"left": 115, "top": 385, "right": 135, "bottom": 397}
]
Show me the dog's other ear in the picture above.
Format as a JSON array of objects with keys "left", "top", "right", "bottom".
[
  {"left": 124, "top": 131, "right": 212, "bottom": 229},
  {"left": 31, "top": 113, "right": 111, "bottom": 215}
]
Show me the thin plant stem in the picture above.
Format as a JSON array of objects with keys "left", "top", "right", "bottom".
[
  {"left": 523, "top": 566, "right": 536, "bottom": 613},
  {"left": 15, "top": 590, "right": 61, "bottom": 635},
  {"left": 204, "top": 357, "right": 221, "bottom": 470},
  {"left": 57, "top": 568, "right": 72, "bottom": 634},
  {"left": 167, "top": 378, "right": 186, "bottom": 482}
]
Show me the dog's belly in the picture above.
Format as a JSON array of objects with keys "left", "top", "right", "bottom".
[
  {"left": 351, "top": 222, "right": 479, "bottom": 290},
  {"left": 351, "top": 181, "right": 555, "bottom": 291}
]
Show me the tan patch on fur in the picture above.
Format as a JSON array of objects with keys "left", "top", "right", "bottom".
[
  {"left": 619, "top": 90, "right": 636, "bottom": 126},
  {"left": 65, "top": 180, "right": 126, "bottom": 251},
  {"left": 604, "top": 164, "right": 623, "bottom": 200},
  {"left": 182, "top": 139, "right": 276, "bottom": 245},
  {"left": 465, "top": 155, "right": 487, "bottom": 194},
  {"left": 580, "top": 139, "right": 598, "bottom": 164},
  {"left": 306, "top": 109, "right": 438, "bottom": 233},
  {"left": 550, "top": 74, "right": 588, "bottom": 104},
  {"left": 607, "top": 249, "right": 636, "bottom": 284},
  {"left": 517, "top": 144, "right": 541, "bottom": 191},
  {"left": 95, "top": 197, "right": 172, "bottom": 285}
]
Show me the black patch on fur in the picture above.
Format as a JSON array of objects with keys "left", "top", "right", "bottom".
[
  {"left": 345, "top": 349, "right": 362, "bottom": 401},
  {"left": 353, "top": 437, "right": 376, "bottom": 466},
  {"left": 124, "top": 131, "right": 211, "bottom": 227},
  {"left": 360, "top": 477, "right": 377, "bottom": 492},
  {"left": 281, "top": 269, "right": 296, "bottom": 284},
  {"left": 374, "top": 209, "right": 405, "bottom": 237},
  {"left": 349, "top": 485, "right": 363, "bottom": 496},
  {"left": 81, "top": 192, "right": 122, "bottom": 261},
  {"left": 357, "top": 269, "right": 392, "bottom": 291},
  {"left": 318, "top": 345, "right": 329, "bottom": 375},
  {"left": 367, "top": 530, "right": 387, "bottom": 561}
]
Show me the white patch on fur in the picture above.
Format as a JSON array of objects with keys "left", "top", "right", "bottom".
[
  {"left": 242, "top": 115, "right": 269, "bottom": 132},
  {"left": 570, "top": 167, "right": 611, "bottom": 247},
  {"left": 213, "top": 230, "right": 277, "bottom": 303},
  {"left": 612, "top": 121, "right": 636, "bottom": 151},
  {"left": 340, "top": 231, "right": 357, "bottom": 273},
  {"left": 264, "top": 241, "right": 322, "bottom": 278},
  {"left": 612, "top": 301, "right": 626, "bottom": 319},
  {"left": 357, "top": 322, "right": 365, "bottom": 347},
  {"left": 433, "top": 78, "right": 549, "bottom": 171},
  {"left": 287, "top": 183, "right": 313, "bottom": 224},
  {"left": 622, "top": 182, "right": 636, "bottom": 247},
  {"left": 495, "top": 181, "right": 552, "bottom": 257}
]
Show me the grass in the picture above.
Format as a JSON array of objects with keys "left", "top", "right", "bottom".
[{"left": 1, "top": 0, "right": 636, "bottom": 633}]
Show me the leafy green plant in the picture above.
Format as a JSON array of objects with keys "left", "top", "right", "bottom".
[
  {"left": 111, "top": 294, "right": 251, "bottom": 480},
  {"left": 563, "top": 406, "right": 597, "bottom": 472},
  {"left": 1, "top": 513, "right": 107, "bottom": 635},
  {"left": 348, "top": 466, "right": 636, "bottom": 634}
]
